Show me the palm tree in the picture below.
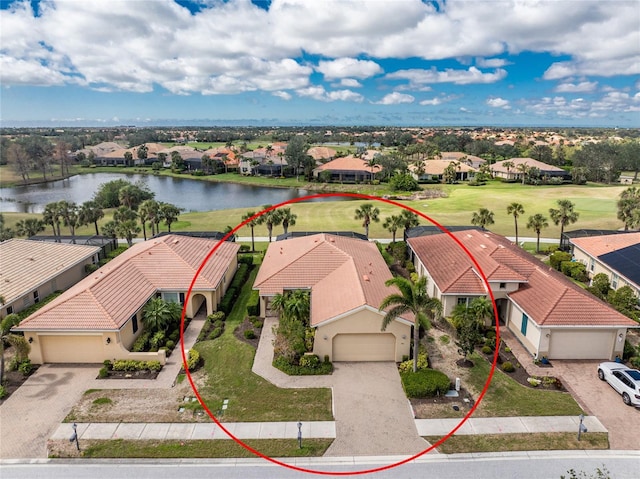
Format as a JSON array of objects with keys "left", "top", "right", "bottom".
[
  {"left": 471, "top": 208, "right": 495, "bottom": 230},
  {"left": 42, "top": 202, "right": 62, "bottom": 241},
  {"left": 113, "top": 206, "right": 140, "bottom": 246},
  {"left": 118, "top": 184, "right": 137, "bottom": 209},
  {"left": 79, "top": 201, "right": 104, "bottom": 236},
  {"left": 354, "top": 203, "right": 380, "bottom": 238},
  {"left": 257, "top": 205, "right": 282, "bottom": 242},
  {"left": 502, "top": 160, "right": 515, "bottom": 179},
  {"left": 380, "top": 275, "right": 442, "bottom": 373},
  {"left": 516, "top": 163, "right": 529, "bottom": 185},
  {"left": 15, "top": 218, "right": 45, "bottom": 238},
  {"left": 400, "top": 210, "right": 420, "bottom": 239},
  {"left": 159, "top": 202, "right": 181, "bottom": 233},
  {"left": 143, "top": 297, "right": 173, "bottom": 333},
  {"left": 549, "top": 199, "right": 579, "bottom": 245},
  {"left": 241, "top": 211, "right": 259, "bottom": 252},
  {"left": 138, "top": 199, "right": 160, "bottom": 240},
  {"left": 383, "top": 214, "right": 403, "bottom": 243},
  {"left": 367, "top": 157, "right": 378, "bottom": 182},
  {"left": 526, "top": 213, "right": 549, "bottom": 253},
  {"left": 279, "top": 208, "right": 298, "bottom": 235},
  {"left": 58, "top": 200, "right": 80, "bottom": 243},
  {"left": 506, "top": 202, "right": 525, "bottom": 244}
]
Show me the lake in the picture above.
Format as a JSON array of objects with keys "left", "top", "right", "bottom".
[{"left": 0, "top": 173, "right": 345, "bottom": 213}]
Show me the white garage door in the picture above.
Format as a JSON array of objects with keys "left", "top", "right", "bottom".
[
  {"left": 548, "top": 330, "right": 615, "bottom": 360},
  {"left": 40, "top": 335, "right": 104, "bottom": 363},
  {"left": 332, "top": 333, "right": 395, "bottom": 362}
]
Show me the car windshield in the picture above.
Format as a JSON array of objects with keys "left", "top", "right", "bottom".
[{"left": 626, "top": 370, "right": 640, "bottom": 381}]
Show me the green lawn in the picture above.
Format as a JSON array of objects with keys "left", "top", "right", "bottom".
[
  {"left": 466, "top": 353, "right": 584, "bottom": 417},
  {"left": 76, "top": 438, "right": 332, "bottom": 458},
  {"left": 192, "top": 260, "right": 333, "bottom": 422}
]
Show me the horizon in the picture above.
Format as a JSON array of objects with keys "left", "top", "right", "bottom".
[{"left": 1, "top": 0, "right": 639, "bottom": 128}]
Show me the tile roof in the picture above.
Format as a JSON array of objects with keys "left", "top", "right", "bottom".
[
  {"left": 16, "top": 235, "right": 240, "bottom": 331},
  {"left": 408, "top": 230, "right": 636, "bottom": 328},
  {"left": 409, "top": 159, "right": 477, "bottom": 175},
  {"left": 313, "top": 156, "right": 382, "bottom": 173},
  {"left": 0, "top": 239, "right": 101, "bottom": 305},
  {"left": 491, "top": 157, "right": 566, "bottom": 173},
  {"left": 254, "top": 234, "right": 412, "bottom": 326},
  {"left": 570, "top": 232, "right": 640, "bottom": 258}
]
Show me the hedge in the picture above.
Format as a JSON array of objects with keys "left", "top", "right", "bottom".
[
  {"left": 238, "top": 254, "right": 254, "bottom": 265},
  {"left": 400, "top": 369, "right": 450, "bottom": 398},
  {"left": 247, "top": 290, "right": 260, "bottom": 316},
  {"left": 273, "top": 355, "right": 333, "bottom": 376}
]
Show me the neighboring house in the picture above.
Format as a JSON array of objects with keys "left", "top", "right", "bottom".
[
  {"left": 239, "top": 150, "right": 288, "bottom": 176},
  {"left": 312, "top": 156, "right": 382, "bottom": 182},
  {"left": 0, "top": 239, "right": 101, "bottom": 319},
  {"left": 491, "top": 157, "right": 570, "bottom": 181},
  {"left": 408, "top": 229, "right": 637, "bottom": 360},
  {"left": 27, "top": 235, "right": 118, "bottom": 260},
  {"left": 570, "top": 232, "right": 640, "bottom": 300},
  {"left": 307, "top": 146, "right": 337, "bottom": 162},
  {"left": 14, "top": 234, "right": 240, "bottom": 364},
  {"left": 408, "top": 159, "right": 477, "bottom": 182},
  {"left": 253, "top": 234, "right": 412, "bottom": 362},
  {"left": 438, "top": 152, "right": 486, "bottom": 169}
]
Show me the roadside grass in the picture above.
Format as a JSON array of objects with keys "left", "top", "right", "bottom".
[
  {"left": 76, "top": 438, "right": 333, "bottom": 458},
  {"left": 465, "top": 353, "right": 584, "bottom": 417},
  {"left": 192, "top": 256, "right": 333, "bottom": 422},
  {"left": 424, "top": 432, "right": 608, "bottom": 454}
]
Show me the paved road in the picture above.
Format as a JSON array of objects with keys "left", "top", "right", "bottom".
[{"left": 2, "top": 452, "right": 639, "bottom": 479}]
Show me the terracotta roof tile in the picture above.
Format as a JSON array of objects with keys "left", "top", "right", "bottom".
[
  {"left": 313, "top": 156, "right": 382, "bottom": 173},
  {"left": 16, "top": 235, "right": 239, "bottom": 331},
  {"left": 571, "top": 232, "right": 640, "bottom": 257}
]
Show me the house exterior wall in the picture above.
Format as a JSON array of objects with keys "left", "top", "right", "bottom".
[
  {"left": 573, "top": 247, "right": 640, "bottom": 298},
  {"left": 506, "top": 301, "right": 540, "bottom": 356},
  {"left": 313, "top": 307, "right": 411, "bottom": 362}
]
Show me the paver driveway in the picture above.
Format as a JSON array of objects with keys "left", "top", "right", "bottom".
[
  {"left": 553, "top": 360, "right": 640, "bottom": 450},
  {"left": 323, "top": 362, "right": 430, "bottom": 457}
]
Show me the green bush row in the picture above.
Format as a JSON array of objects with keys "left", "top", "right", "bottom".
[
  {"left": 273, "top": 355, "right": 333, "bottom": 376},
  {"left": 238, "top": 253, "right": 253, "bottom": 264},
  {"left": 401, "top": 369, "right": 450, "bottom": 398},
  {"left": 247, "top": 290, "right": 260, "bottom": 316},
  {"left": 107, "top": 359, "right": 162, "bottom": 372}
]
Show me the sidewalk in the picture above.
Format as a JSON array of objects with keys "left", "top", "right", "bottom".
[{"left": 51, "top": 415, "right": 605, "bottom": 443}]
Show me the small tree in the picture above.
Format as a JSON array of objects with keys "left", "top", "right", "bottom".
[
  {"left": 471, "top": 208, "right": 495, "bottom": 230},
  {"left": 588, "top": 273, "right": 611, "bottom": 300},
  {"left": 383, "top": 215, "right": 403, "bottom": 243},
  {"left": 354, "top": 203, "right": 380, "bottom": 238}
]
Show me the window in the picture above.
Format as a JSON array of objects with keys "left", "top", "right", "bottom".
[
  {"left": 6, "top": 306, "right": 13, "bottom": 315},
  {"left": 457, "top": 297, "right": 469, "bottom": 306},
  {"left": 132, "top": 314, "right": 138, "bottom": 334},
  {"left": 499, "top": 282, "right": 506, "bottom": 289},
  {"left": 612, "top": 274, "right": 619, "bottom": 289},
  {"left": 162, "top": 292, "right": 179, "bottom": 304},
  {"left": 33, "top": 290, "right": 40, "bottom": 304},
  {"left": 179, "top": 293, "right": 185, "bottom": 304},
  {"left": 520, "top": 313, "right": 528, "bottom": 336},
  {"left": 589, "top": 258, "right": 595, "bottom": 272}
]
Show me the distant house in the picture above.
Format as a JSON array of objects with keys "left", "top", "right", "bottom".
[
  {"left": 14, "top": 235, "right": 240, "bottom": 364},
  {"left": 408, "top": 159, "right": 477, "bottom": 182},
  {"left": 312, "top": 156, "right": 382, "bottom": 182},
  {"left": 0, "top": 239, "right": 101, "bottom": 319},
  {"left": 253, "top": 234, "right": 412, "bottom": 362},
  {"left": 408, "top": 229, "right": 637, "bottom": 360},
  {"left": 491, "top": 158, "right": 570, "bottom": 181},
  {"left": 438, "top": 152, "right": 486, "bottom": 169},
  {"left": 308, "top": 146, "right": 337, "bottom": 162},
  {"left": 570, "top": 232, "right": 640, "bottom": 301}
]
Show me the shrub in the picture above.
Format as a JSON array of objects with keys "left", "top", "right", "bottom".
[
  {"left": 550, "top": 251, "right": 572, "bottom": 270},
  {"left": 299, "top": 354, "right": 320, "bottom": 369},
  {"left": 1, "top": 313, "right": 21, "bottom": 335},
  {"left": 98, "top": 367, "right": 109, "bottom": 378},
  {"left": 273, "top": 355, "right": 333, "bottom": 375},
  {"left": 165, "top": 340, "right": 175, "bottom": 350},
  {"left": 212, "top": 320, "right": 224, "bottom": 330},
  {"left": 405, "top": 260, "right": 415, "bottom": 273},
  {"left": 18, "top": 359, "right": 33, "bottom": 376},
  {"left": 250, "top": 317, "right": 263, "bottom": 329},
  {"left": 208, "top": 327, "right": 223, "bottom": 340},
  {"left": 92, "top": 397, "right": 112, "bottom": 405},
  {"left": 132, "top": 332, "right": 150, "bottom": 352},
  {"left": 238, "top": 251, "right": 253, "bottom": 261},
  {"left": 103, "top": 359, "right": 113, "bottom": 369},
  {"left": 150, "top": 331, "right": 166, "bottom": 350},
  {"left": 482, "top": 345, "right": 493, "bottom": 354},
  {"left": 398, "top": 352, "right": 429, "bottom": 373},
  {"left": 401, "top": 369, "right": 451, "bottom": 398},
  {"left": 187, "top": 349, "right": 200, "bottom": 371},
  {"left": 0, "top": 385, "right": 6, "bottom": 399},
  {"left": 324, "top": 355, "right": 330, "bottom": 364},
  {"left": 485, "top": 330, "right": 496, "bottom": 339},
  {"left": 389, "top": 173, "right": 420, "bottom": 192},
  {"left": 207, "top": 311, "right": 226, "bottom": 323},
  {"left": 146, "top": 361, "right": 162, "bottom": 372},
  {"left": 244, "top": 329, "right": 256, "bottom": 340},
  {"left": 219, "top": 288, "right": 236, "bottom": 314},
  {"left": 502, "top": 361, "right": 515, "bottom": 372},
  {"left": 168, "top": 329, "right": 180, "bottom": 342},
  {"left": 527, "top": 377, "right": 541, "bottom": 387},
  {"left": 504, "top": 347, "right": 512, "bottom": 353},
  {"left": 230, "top": 263, "right": 250, "bottom": 290},
  {"left": 630, "top": 357, "right": 640, "bottom": 369},
  {"left": 85, "top": 263, "right": 99, "bottom": 274},
  {"left": 247, "top": 290, "right": 260, "bottom": 317}
]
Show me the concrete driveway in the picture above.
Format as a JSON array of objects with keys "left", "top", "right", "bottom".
[
  {"left": 323, "top": 362, "right": 430, "bottom": 457},
  {"left": 552, "top": 360, "right": 640, "bottom": 450}
]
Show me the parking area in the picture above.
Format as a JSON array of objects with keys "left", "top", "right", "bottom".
[{"left": 552, "top": 360, "right": 640, "bottom": 450}]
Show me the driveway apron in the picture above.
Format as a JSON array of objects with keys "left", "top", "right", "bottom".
[{"left": 323, "top": 362, "right": 430, "bottom": 457}]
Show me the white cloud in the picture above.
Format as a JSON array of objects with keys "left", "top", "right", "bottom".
[
  {"left": 296, "top": 85, "right": 363, "bottom": 102},
  {"left": 554, "top": 81, "right": 598, "bottom": 93},
  {"left": 524, "top": 89, "right": 640, "bottom": 118},
  {"left": 419, "top": 94, "right": 457, "bottom": 106},
  {"left": 486, "top": 97, "right": 510, "bottom": 109},
  {"left": 272, "top": 91, "right": 292, "bottom": 100},
  {"left": 374, "top": 92, "right": 415, "bottom": 105},
  {"left": 387, "top": 67, "right": 507, "bottom": 85},
  {"left": 476, "top": 58, "right": 510, "bottom": 68},
  {"left": 337, "top": 78, "right": 363, "bottom": 88},
  {"left": 316, "top": 58, "right": 382, "bottom": 79}
]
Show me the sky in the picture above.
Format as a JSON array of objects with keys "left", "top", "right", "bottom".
[{"left": 0, "top": 0, "right": 639, "bottom": 128}]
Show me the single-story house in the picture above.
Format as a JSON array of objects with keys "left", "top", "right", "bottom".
[
  {"left": 438, "top": 152, "right": 486, "bottom": 169},
  {"left": 491, "top": 157, "right": 570, "bottom": 181},
  {"left": 253, "top": 234, "right": 412, "bottom": 362},
  {"left": 14, "top": 234, "right": 240, "bottom": 364},
  {"left": 27, "top": 235, "right": 118, "bottom": 261},
  {"left": 570, "top": 232, "right": 640, "bottom": 300},
  {"left": 408, "top": 159, "right": 477, "bottom": 182},
  {"left": 408, "top": 229, "right": 637, "bottom": 360},
  {"left": 312, "top": 156, "right": 382, "bottom": 182},
  {"left": 307, "top": 146, "right": 337, "bottom": 161},
  {"left": 0, "top": 239, "right": 101, "bottom": 318}
]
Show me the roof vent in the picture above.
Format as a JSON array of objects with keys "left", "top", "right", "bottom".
[
  {"left": 363, "top": 274, "right": 370, "bottom": 282},
  {"left": 480, "top": 244, "right": 486, "bottom": 249},
  {"left": 172, "top": 239, "right": 179, "bottom": 244}
]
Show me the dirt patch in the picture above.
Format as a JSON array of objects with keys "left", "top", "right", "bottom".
[
  {"left": 65, "top": 369, "right": 210, "bottom": 424},
  {"left": 233, "top": 317, "right": 263, "bottom": 349},
  {"left": 1, "top": 346, "right": 39, "bottom": 404}
]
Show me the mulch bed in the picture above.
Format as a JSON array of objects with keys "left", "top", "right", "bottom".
[
  {"left": 97, "top": 369, "right": 160, "bottom": 380},
  {"left": 233, "top": 317, "right": 263, "bottom": 349},
  {"left": 0, "top": 366, "right": 39, "bottom": 403}
]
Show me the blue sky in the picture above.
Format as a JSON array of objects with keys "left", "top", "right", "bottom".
[{"left": 1, "top": 0, "right": 639, "bottom": 127}]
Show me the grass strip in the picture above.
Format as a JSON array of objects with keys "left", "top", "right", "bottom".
[{"left": 424, "top": 432, "right": 608, "bottom": 454}]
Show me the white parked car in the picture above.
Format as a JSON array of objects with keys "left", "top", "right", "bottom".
[{"left": 597, "top": 362, "right": 640, "bottom": 407}]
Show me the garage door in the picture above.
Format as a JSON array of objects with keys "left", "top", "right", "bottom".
[
  {"left": 40, "top": 335, "right": 104, "bottom": 363},
  {"left": 332, "top": 333, "right": 395, "bottom": 362},
  {"left": 548, "top": 330, "right": 615, "bottom": 360}
]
